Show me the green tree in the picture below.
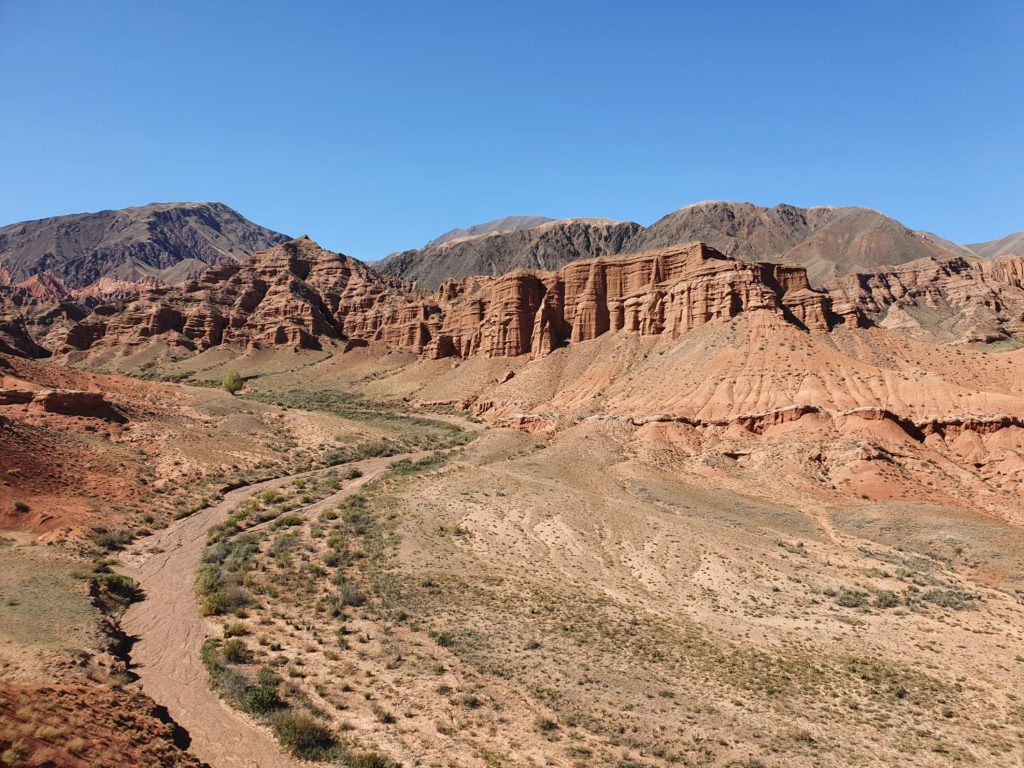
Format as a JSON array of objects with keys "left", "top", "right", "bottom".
[{"left": 222, "top": 371, "right": 243, "bottom": 394}]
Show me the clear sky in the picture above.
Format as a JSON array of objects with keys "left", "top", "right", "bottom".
[{"left": 1, "top": 0, "right": 1021, "bottom": 259}]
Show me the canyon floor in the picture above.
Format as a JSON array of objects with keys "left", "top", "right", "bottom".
[{"left": 3, "top": 345, "right": 1024, "bottom": 767}]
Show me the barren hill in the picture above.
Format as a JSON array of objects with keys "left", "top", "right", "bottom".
[
  {"left": 15, "top": 231, "right": 1024, "bottom": 768},
  {"left": 380, "top": 201, "right": 968, "bottom": 289},
  {"left": 380, "top": 218, "right": 641, "bottom": 290},
  {"left": 422, "top": 215, "right": 554, "bottom": 248},
  {"left": 630, "top": 201, "right": 963, "bottom": 285},
  {"left": 967, "top": 230, "right": 1024, "bottom": 259},
  {"left": 0, "top": 201, "right": 289, "bottom": 288},
  {"left": 46, "top": 235, "right": 1024, "bottom": 516}
]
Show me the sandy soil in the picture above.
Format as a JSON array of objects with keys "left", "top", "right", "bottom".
[{"left": 117, "top": 450, "right": 440, "bottom": 768}]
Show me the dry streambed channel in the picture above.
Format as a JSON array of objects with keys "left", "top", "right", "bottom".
[{"left": 117, "top": 412, "right": 482, "bottom": 768}]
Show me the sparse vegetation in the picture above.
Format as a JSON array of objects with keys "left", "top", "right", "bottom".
[
  {"left": 222, "top": 370, "right": 243, "bottom": 394},
  {"left": 272, "top": 711, "right": 337, "bottom": 759}
]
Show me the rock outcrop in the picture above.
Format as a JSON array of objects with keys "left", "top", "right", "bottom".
[
  {"left": 413, "top": 244, "right": 838, "bottom": 360},
  {"left": 25, "top": 388, "right": 121, "bottom": 420},
  {"left": 58, "top": 237, "right": 848, "bottom": 360},
  {"left": 61, "top": 237, "right": 420, "bottom": 353},
  {"left": 826, "top": 254, "right": 1024, "bottom": 344},
  {"left": 56, "top": 236, "right": 1024, "bottom": 363}
]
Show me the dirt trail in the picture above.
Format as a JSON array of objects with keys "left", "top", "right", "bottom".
[{"left": 116, "top": 417, "right": 474, "bottom": 768}]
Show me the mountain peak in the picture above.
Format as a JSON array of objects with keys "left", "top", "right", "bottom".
[{"left": 0, "top": 202, "right": 289, "bottom": 288}]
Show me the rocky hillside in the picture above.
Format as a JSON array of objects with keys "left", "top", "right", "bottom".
[
  {"left": 0, "top": 201, "right": 289, "bottom": 288},
  {"left": 422, "top": 215, "right": 554, "bottom": 248},
  {"left": 630, "top": 202, "right": 962, "bottom": 285},
  {"left": 60, "top": 237, "right": 418, "bottom": 354},
  {"left": 55, "top": 236, "right": 1024, "bottom": 363},
  {"left": 42, "top": 234, "right": 1024, "bottom": 516},
  {"left": 380, "top": 201, "right": 970, "bottom": 288},
  {"left": 827, "top": 254, "right": 1024, "bottom": 346},
  {"left": 967, "top": 230, "right": 1024, "bottom": 259},
  {"left": 381, "top": 218, "right": 641, "bottom": 290},
  {"left": 55, "top": 236, "right": 844, "bottom": 359}
]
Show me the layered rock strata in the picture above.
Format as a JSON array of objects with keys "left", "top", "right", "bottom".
[{"left": 58, "top": 238, "right": 846, "bottom": 358}]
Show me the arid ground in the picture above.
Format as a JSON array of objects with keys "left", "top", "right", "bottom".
[{"left": 5, "top": 347, "right": 1012, "bottom": 768}]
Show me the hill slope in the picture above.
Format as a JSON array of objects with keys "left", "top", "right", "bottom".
[
  {"left": 0, "top": 201, "right": 289, "bottom": 288},
  {"left": 422, "top": 215, "right": 554, "bottom": 249},
  {"left": 380, "top": 201, "right": 968, "bottom": 288},
  {"left": 630, "top": 202, "right": 963, "bottom": 285},
  {"left": 967, "top": 230, "right": 1024, "bottom": 259},
  {"left": 380, "top": 218, "right": 642, "bottom": 289}
]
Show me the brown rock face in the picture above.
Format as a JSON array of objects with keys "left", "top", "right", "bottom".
[
  {"left": 825, "top": 254, "right": 1024, "bottom": 344},
  {"left": 27, "top": 389, "right": 120, "bottom": 419},
  {"left": 415, "top": 244, "right": 837, "bottom": 359},
  {"left": 59, "top": 238, "right": 842, "bottom": 360},
  {"left": 62, "top": 237, "right": 421, "bottom": 353},
  {"left": 56, "top": 236, "right": 1024, "bottom": 362}
]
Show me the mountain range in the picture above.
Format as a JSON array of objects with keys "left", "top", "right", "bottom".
[
  {"left": 5, "top": 201, "right": 1024, "bottom": 768},
  {"left": 381, "top": 201, "right": 1023, "bottom": 289},
  {"left": 0, "top": 201, "right": 289, "bottom": 288},
  {"left": 1, "top": 200, "right": 1021, "bottom": 295}
]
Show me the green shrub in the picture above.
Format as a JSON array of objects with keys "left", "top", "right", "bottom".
[
  {"left": 874, "top": 590, "right": 900, "bottom": 608},
  {"left": 92, "top": 526, "right": 134, "bottom": 552},
  {"left": 243, "top": 684, "right": 284, "bottom": 714},
  {"left": 196, "top": 565, "right": 223, "bottom": 596},
  {"left": 922, "top": 588, "right": 978, "bottom": 610},
  {"left": 834, "top": 589, "right": 868, "bottom": 608},
  {"left": 223, "top": 371, "right": 243, "bottom": 394},
  {"left": 223, "top": 621, "right": 250, "bottom": 638},
  {"left": 222, "top": 638, "right": 253, "bottom": 664},
  {"left": 321, "top": 550, "right": 341, "bottom": 568},
  {"left": 273, "top": 712, "right": 337, "bottom": 759},
  {"left": 97, "top": 573, "right": 142, "bottom": 605},
  {"left": 201, "top": 587, "right": 250, "bottom": 616},
  {"left": 347, "top": 753, "right": 400, "bottom": 768},
  {"left": 536, "top": 715, "right": 558, "bottom": 732},
  {"left": 12, "top": 500, "right": 29, "bottom": 513},
  {"left": 337, "top": 581, "right": 366, "bottom": 607}
]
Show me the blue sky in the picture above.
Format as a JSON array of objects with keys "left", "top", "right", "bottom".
[{"left": 1, "top": 0, "right": 1021, "bottom": 258}]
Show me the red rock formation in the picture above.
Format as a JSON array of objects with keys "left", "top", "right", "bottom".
[
  {"left": 415, "top": 244, "right": 837, "bottom": 359},
  {"left": 74, "top": 276, "right": 163, "bottom": 303},
  {"left": 826, "top": 254, "right": 1024, "bottom": 344},
  {"left": 15, "top": 272, "right": 72, "bottom": 301},
  {"left": 58, "top": 238, "right": 847, "bottom": 359},
  {"left": 27, "top": 389, "right": 119, "bottom": 419}
]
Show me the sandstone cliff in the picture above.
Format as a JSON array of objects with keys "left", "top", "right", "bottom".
[
  {"left": 58, "top": 237, "right": 845, "bottom": 359},
  {"left": 826, "top": 254, "right": 1024, "bottom": 345}
]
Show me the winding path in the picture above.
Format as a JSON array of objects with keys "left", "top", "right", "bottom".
[{"left": 116, "top": 428, "right": 475, "bottom": 767}]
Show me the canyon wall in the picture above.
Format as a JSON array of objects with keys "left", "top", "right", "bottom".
[{"left": 57, "top": 238, "right": 847, "bottom": 359}]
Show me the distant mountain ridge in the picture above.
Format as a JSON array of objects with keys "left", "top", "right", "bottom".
[
  {"left": 382, "top": 218, "right": 641, "bottom": 290},
  {"left": 423, "top": 216, "right": 554, "bottom": 249},
  {"left": 0, "top": 201, "right": 289, "bottom": 288},
  {"left": 967, "top": 231, "right": 1024, "bottom": 260},
  {"left": 380, "top": 201, "right": 980, "bottom": 288}
]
